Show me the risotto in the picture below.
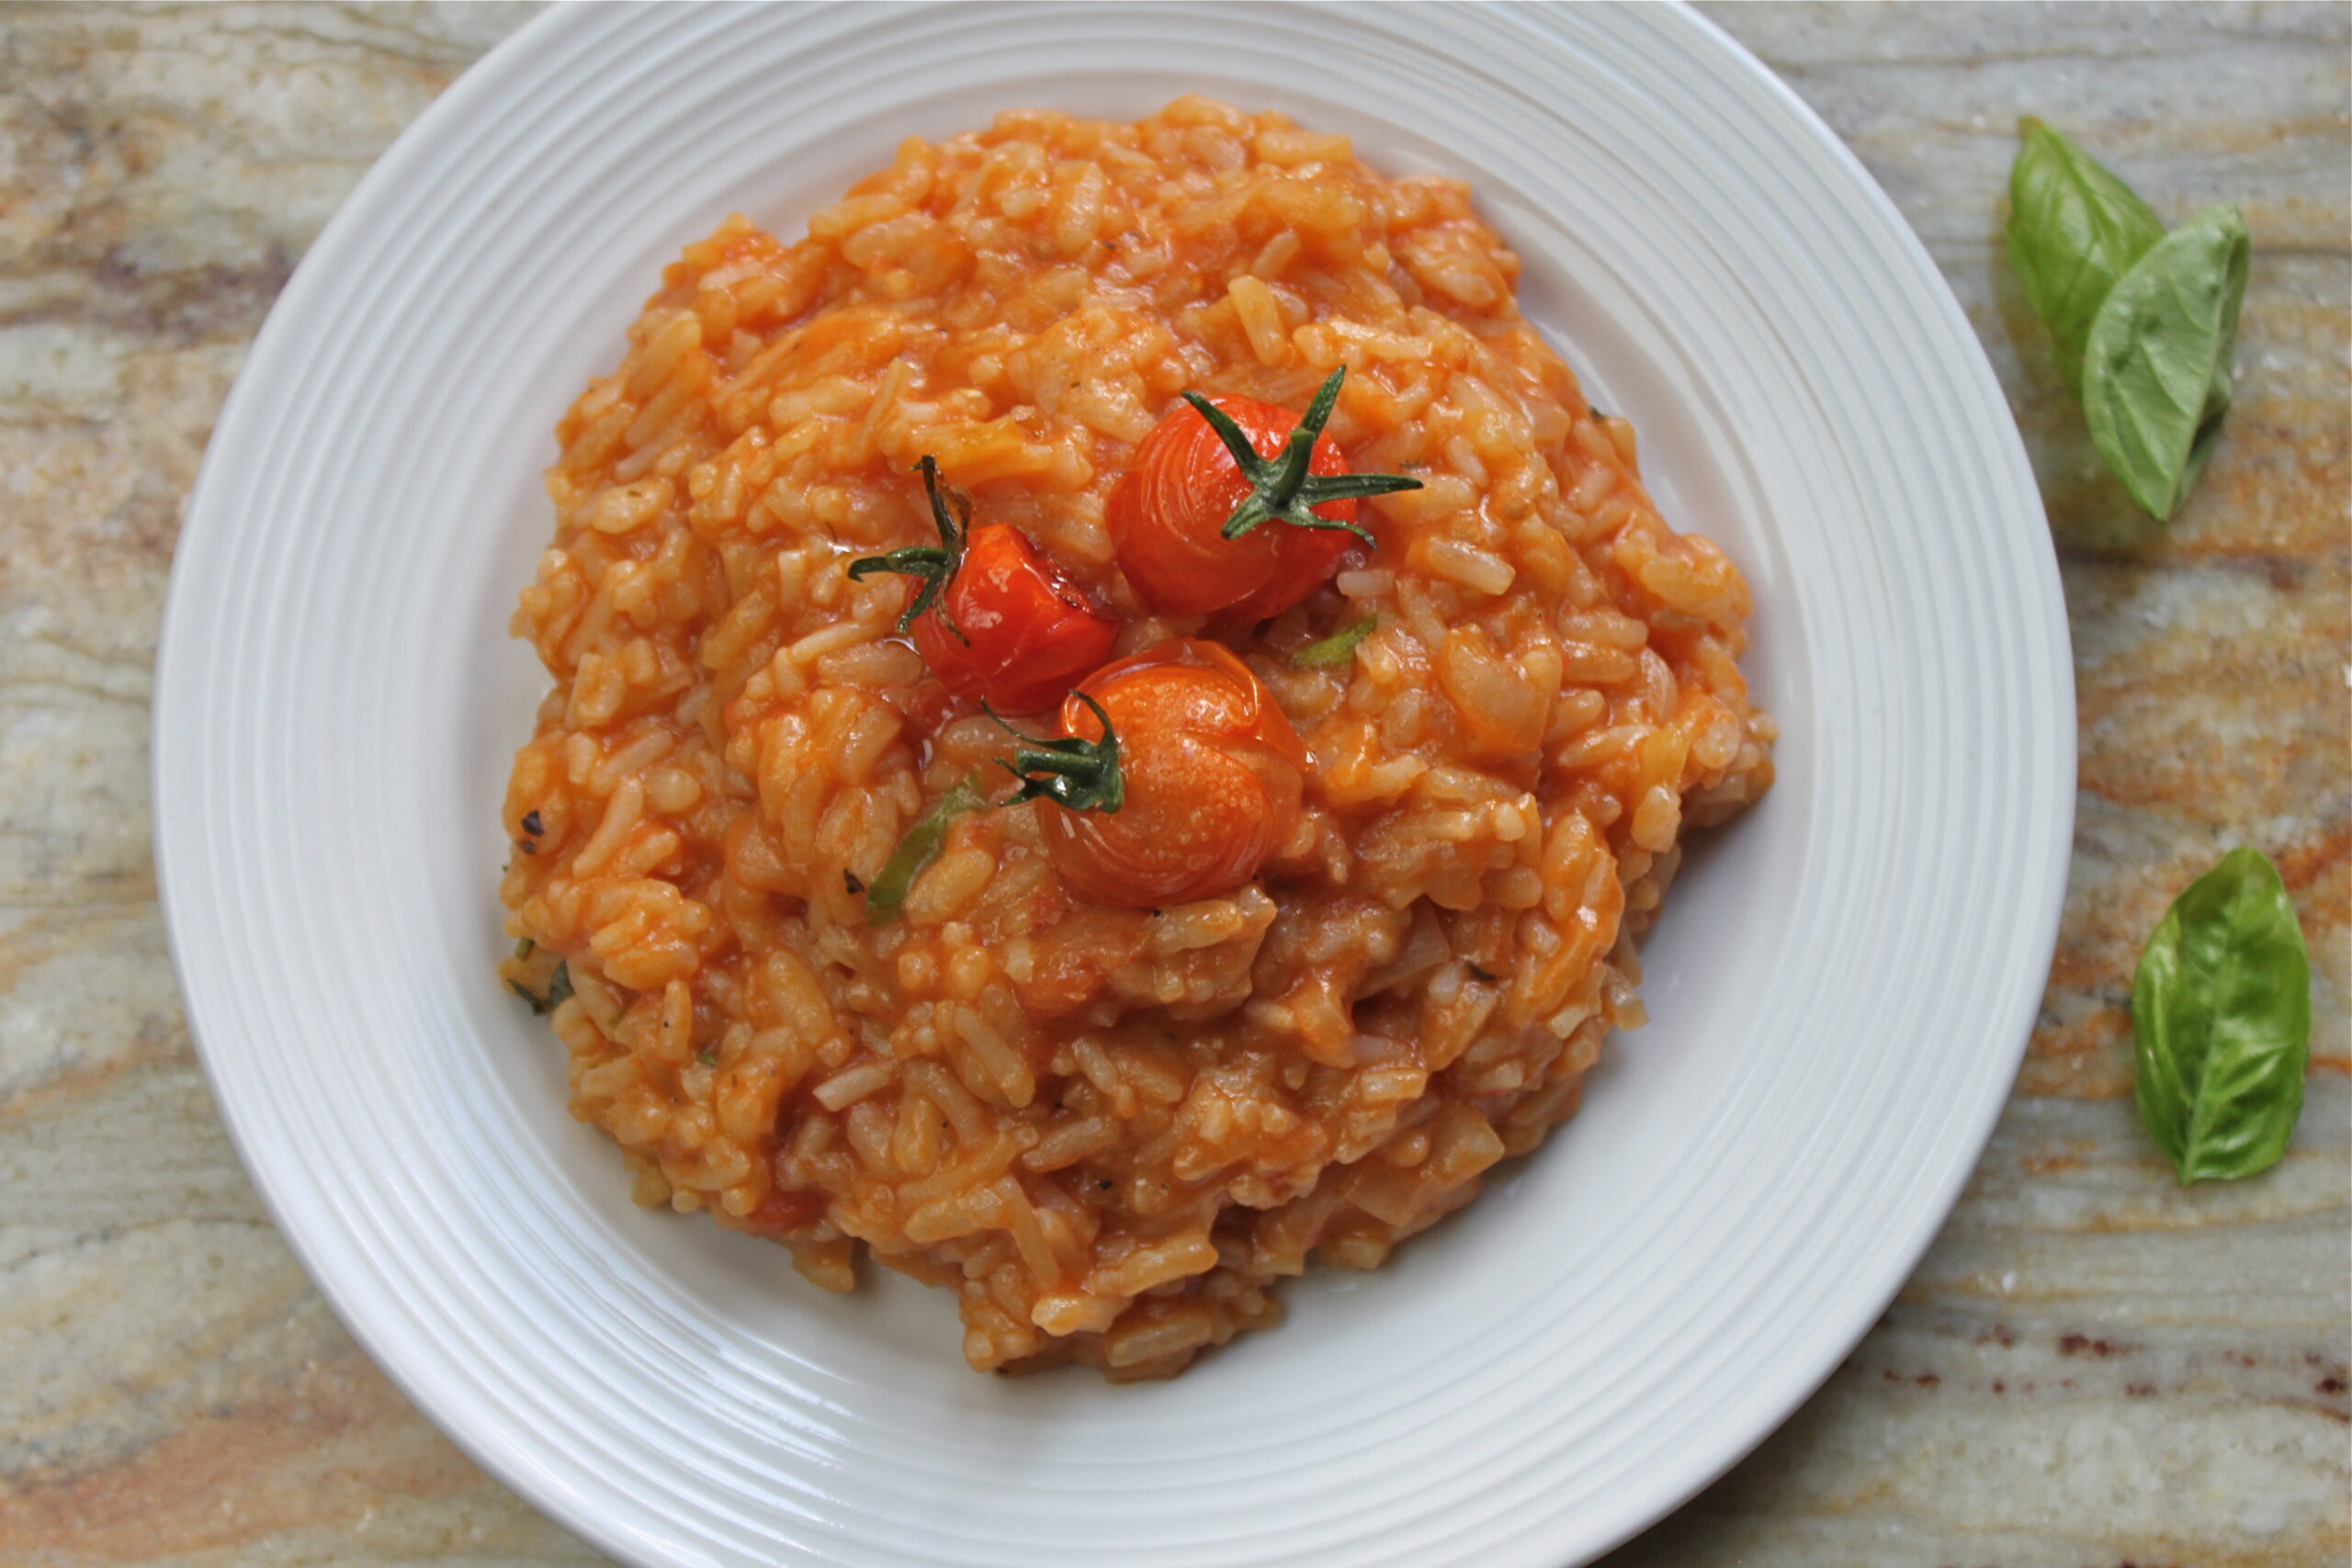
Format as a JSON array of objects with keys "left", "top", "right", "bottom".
[{"left": 498, "top": 99, "right": 1774, "bottom": 1379}]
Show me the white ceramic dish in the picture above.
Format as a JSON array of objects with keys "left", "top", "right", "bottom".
[{"left": 153, "top": 5, "right": 2074, "bottom": 1565}]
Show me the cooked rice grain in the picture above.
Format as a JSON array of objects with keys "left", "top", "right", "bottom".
[{"left": 499, "top": 99, "right": 1773, "bottom": 1379}]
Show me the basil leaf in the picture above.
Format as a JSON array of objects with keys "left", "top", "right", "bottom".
[
  {"left": 2081, "top": 205, "right": 2248, "bottom": 521},
  {"left": 2007, "top": 119, "right": 2166, "bottom": 399},
  {"left": 864, "top": 772, "right": 988, "bottom": 925},
  {"left": 2132, "top": 847, "right": 2312, "bottom": 1185},
  {"left": 1295, "top": 615, "right": 1378, "bottom": 670},
  {"left": 509, "top": 958, "right": 572, "bottom": 1017}
]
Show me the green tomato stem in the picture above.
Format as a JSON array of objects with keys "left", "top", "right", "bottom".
[{"left": 1179, "top": 366, "right": 1419, "bottom": 548}]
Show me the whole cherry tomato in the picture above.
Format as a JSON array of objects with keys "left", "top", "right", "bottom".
[
  {"left": 1003, "top": 638, "right": 1308, "bottom": 908},
  {"left": 850, "top": 457, "right": 1120, "bottom": 714},
  {"left": 1106, "top": 366, "right": 1421, "bottom": 623}
]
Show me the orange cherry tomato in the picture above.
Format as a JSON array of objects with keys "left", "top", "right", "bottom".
[
  {"left": 853, "top": 457, "right": 1120, "bottom": 715},
  {"left": 1105, "top": 367, "right": 1420, "bottom": 623},
  {"left": 1109, "top": 395, "right": 1354, "bottom": 621},
  {"left": 1028, "top": 639, "right": 1308, "bottom": 908}
]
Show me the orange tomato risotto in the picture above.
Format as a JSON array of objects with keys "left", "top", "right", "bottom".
[{"left": 498, "top": 98, "right": 1774, "bottom": 1379}]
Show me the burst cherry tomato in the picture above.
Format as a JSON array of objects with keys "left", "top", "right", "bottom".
[
  {"left": 850, "top": 457, "right": 1120, "bottom": 714},
  {"left": 1004, "top": 638, "right": 1308, "bottom": 908},
  {"left": 1106, "top": 366, "right": 1421, "bottom": 623}
]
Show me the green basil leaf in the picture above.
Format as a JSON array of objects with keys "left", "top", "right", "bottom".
[
  {"left": 864, "top": 772, "right": 989, "bottom": 925},
  {"left": 1294, "top": 615, "right": 1378, "bottom": 670},
  {"left": 2132, "top": 846, "right": 2312, "bottom": 1185},
  {"left": 2007, "top": 119, "right": 2166, "bottom": 400},
  {"left": 2081, "top": 204, "right": 2248, "bottom": 521},
  {"left": 509, "top": 957, "right": 571, "bottom": 1017}
]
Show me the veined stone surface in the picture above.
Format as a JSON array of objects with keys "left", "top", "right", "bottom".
[{"left": 0, "top": 5, "right": 2342, "bottom": 1564}]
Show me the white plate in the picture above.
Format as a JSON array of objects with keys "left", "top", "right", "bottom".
[{"left": 153, "top": 6, "right": 2074, "bottom": 1565}]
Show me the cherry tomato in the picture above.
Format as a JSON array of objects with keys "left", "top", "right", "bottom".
[
  {"left": 1106, "top": 366, "right": 1420, "bottom": 622},
  {"left": 852, "top": 457, "right": 1120, "bottom": 715},
  {"left": 1012, "top": 638, "right": 1308, "bottom": 908}
]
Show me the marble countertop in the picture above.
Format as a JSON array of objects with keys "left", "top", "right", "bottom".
[{"left": 1, "top": 4, "right": 2343, "bottom": 1564}]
